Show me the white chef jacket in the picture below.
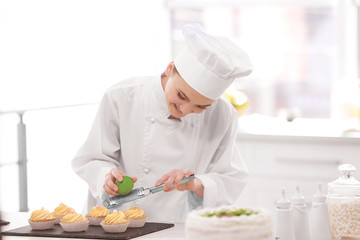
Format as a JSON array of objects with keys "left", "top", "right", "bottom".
[{"left": 72, "top": 76, "right": 249, "bottom": 223}]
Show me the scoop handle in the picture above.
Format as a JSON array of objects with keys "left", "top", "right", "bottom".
[{"left": 149, "top": 174, "right": 196, "bottom": 194}]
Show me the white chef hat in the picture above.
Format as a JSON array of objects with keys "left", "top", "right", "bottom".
[{"left": 174, "top": 23, "right": 253, "bottom": 100}]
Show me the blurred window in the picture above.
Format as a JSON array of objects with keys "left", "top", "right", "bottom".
[{"left": 168, "top": 0, "right": 360, "bottom": 119}]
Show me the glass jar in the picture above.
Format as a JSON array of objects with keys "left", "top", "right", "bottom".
[{"left": 327, "top": 164, "right": 360, "bottom": 240}]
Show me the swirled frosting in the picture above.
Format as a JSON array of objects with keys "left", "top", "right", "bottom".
[
  {"left": 29, "top": 207, "right": 56, "bottom": 222},
  {"left": 102, "top": 210, "right": 129, "bottom": 225},
  {"left": 53, "top": 203, "right": 73, "bottom": 217},
  {"left": 86, "top": 206, "right": 110, "bottom": 218},
  {"left": 124, "top": 206, "right": 146, "bottom": 220},
  {"left": 61, "top": 213, "right": 88, "bottom": 223}
]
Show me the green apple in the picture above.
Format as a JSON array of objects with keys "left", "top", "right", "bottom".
[{"left": 115, "top": 176, "right": 134, "bottom": 195}]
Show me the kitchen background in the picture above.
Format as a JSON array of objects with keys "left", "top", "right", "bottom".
[{"left": 0, "top": 0, "right": 360, "bottom": 215}]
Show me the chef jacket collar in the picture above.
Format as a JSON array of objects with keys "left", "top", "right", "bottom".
[
  {"left": 153, "top": 76, "right": 188, "bottom": 122},
  {"left": 154, "top": 75, "right": 173, "bottom": 119}
]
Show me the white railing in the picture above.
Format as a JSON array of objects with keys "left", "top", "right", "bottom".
[{"left": 0, "top": 103, "right": 98, "bottom": 212}]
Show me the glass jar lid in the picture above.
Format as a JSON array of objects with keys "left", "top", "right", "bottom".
[{"left": 328, "top": 164, "right": 360, "bottom": 196}]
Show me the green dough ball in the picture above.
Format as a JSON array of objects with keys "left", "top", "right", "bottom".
[{"left": 115, "top": 176, "right": 134, "bottom": 195}]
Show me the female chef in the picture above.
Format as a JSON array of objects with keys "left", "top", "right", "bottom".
[{"left": 72, "top": 23, "right": 253, "bottom": 222}]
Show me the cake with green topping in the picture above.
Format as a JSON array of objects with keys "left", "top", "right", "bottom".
[
  {"left": 185, "top": 205, "right": 273, "bottom": 240},
  {"left": 202, "top": 208, "right": 258, "bottom": 217}
]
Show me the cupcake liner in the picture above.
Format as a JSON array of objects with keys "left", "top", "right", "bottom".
[
  {"left": 54, "top": 216, "right": 63, "bottom": 224},
  {"left": 100, "top": 222, "right": 129, "bottom": 233},
  {"left": 28, "top": 220, "right": 56, "bottom": 230},
  {"left": 60, "top": 221, "right": 89, "bottom": 232},
  {"left": 87, "top": 217, "right": 105, "bottom": 226},
  {"left": 128, "top": 218, "right": 146, "bottom": 228}
]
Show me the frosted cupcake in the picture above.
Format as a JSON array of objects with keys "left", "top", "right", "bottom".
[
  {"left": 52, "top": 203, "right": 74, "bottom": 224},
  {"left": 86, "top": 205, "right": 110, "bottom": 225},
  {"left": 124, "top": 206, "right": 147, "bottom": 228},
  {"left": 60, "top": 212, "right": 89, "bottom": 232},
  {"left": 100, "top": 210, "right": 130, "bottom": 233},
  {"left": 28, "top": 207, "right": 56, "bottom": 230}
]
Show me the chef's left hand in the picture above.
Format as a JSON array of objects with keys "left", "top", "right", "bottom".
[{"left": 155, "top": 169, "right": 204, "bottom": 198}]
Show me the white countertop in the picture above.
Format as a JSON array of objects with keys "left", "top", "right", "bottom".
[
  {"left": 237, "top": 114, "right": 360, "bottom": 143},
  {"left": 0, "top": 212, "right": 185, "bottom": 240}
]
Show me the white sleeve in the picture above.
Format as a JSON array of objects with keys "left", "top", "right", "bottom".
[
  {"left": 71, "top": 90, "right": 121, "bottom": 201},
  {"left": 196, "top": 112, "right": 249, "bottom": 208}
]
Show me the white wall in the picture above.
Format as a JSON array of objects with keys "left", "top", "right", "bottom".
[
  {"left": 0, "top": 0, "right": 171, "bottom": 110},
  {"left": 0, "top": 0, "right": 171, "bottom": 212}
]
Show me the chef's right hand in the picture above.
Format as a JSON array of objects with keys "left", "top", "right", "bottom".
[{"left": 103, "top": 168, "right": 137, "bottom": 196}]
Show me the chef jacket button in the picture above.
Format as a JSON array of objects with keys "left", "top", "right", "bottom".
[
  {"left": 150, "top": 117, "right": 155, "bottom": 123},
  {"left": 143, "top": 168, "right": 150, "bottom": 174}
]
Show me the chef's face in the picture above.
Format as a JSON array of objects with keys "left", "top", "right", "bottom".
[{"left": 163, "top": 62, "right": 215, "bottom": 119}]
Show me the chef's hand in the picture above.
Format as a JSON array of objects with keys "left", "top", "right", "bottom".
[
  {"left": 155, "top": 169, "right": 204, "bottom": 198},
  {"left": 103, "top": 168, "right": 137, "bottom": 196}
]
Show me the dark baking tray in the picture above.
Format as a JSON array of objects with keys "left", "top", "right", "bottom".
[
  {"left": 0, "top": 220, "right": 10, "bottom": 226},
  {"left": 1, "top": 222, "right": 174, "bottom": 239},
  {"left": 0, "top": 219, "right": 10, "bottom": 226}
]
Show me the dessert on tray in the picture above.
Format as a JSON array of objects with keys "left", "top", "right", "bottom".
[
  {"left": 52, "top": 203, "right": 74, "bottom": 224},
  {"left": 124, "top": 206, "right": 147, "bottom": 228},
  {"left": 60, "top": 212, "right": 89, "bottom": 232},
  {"left": 100, "top": 210, "right": 130, "bottom": 233},
  {"left": 86, "top": 205, "right": 110, "bottom": 226},
  {"left": 28, "top": 207, "right": 56, "bottom": 230},
  {"left": 27, "top": 203, "right": 149, "bottom": 233}
]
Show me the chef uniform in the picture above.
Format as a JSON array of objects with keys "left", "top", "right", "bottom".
[{"left": 72, "top": 23, "right": 253, "bottom": 223}]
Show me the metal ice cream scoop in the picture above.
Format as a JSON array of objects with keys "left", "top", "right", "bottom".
[{"left": 102, "top": 174, "right": 196, "bottom": 209}]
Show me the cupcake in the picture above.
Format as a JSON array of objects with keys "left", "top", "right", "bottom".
[
  {"left": 28, "top": 207, "right": 56, "bottom": 230},
  {"left": 100, "top": 210, "right": 130, "bottom": 233},
  {"left": 60, "top": 212, "right": 89, "bottom": 232},
  {"left": 52, "top": 203, "right": 74, "bottom": 224},
  {"left": 124, "top": 206, "right": 147, "bottom": 228},
  {"left": 86, "top": 205, "right": 110, "bottom": 225}
]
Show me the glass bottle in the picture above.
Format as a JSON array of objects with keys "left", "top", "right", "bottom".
[{"left": 327, "top": 164, "right": 360, "bottom": 240}]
